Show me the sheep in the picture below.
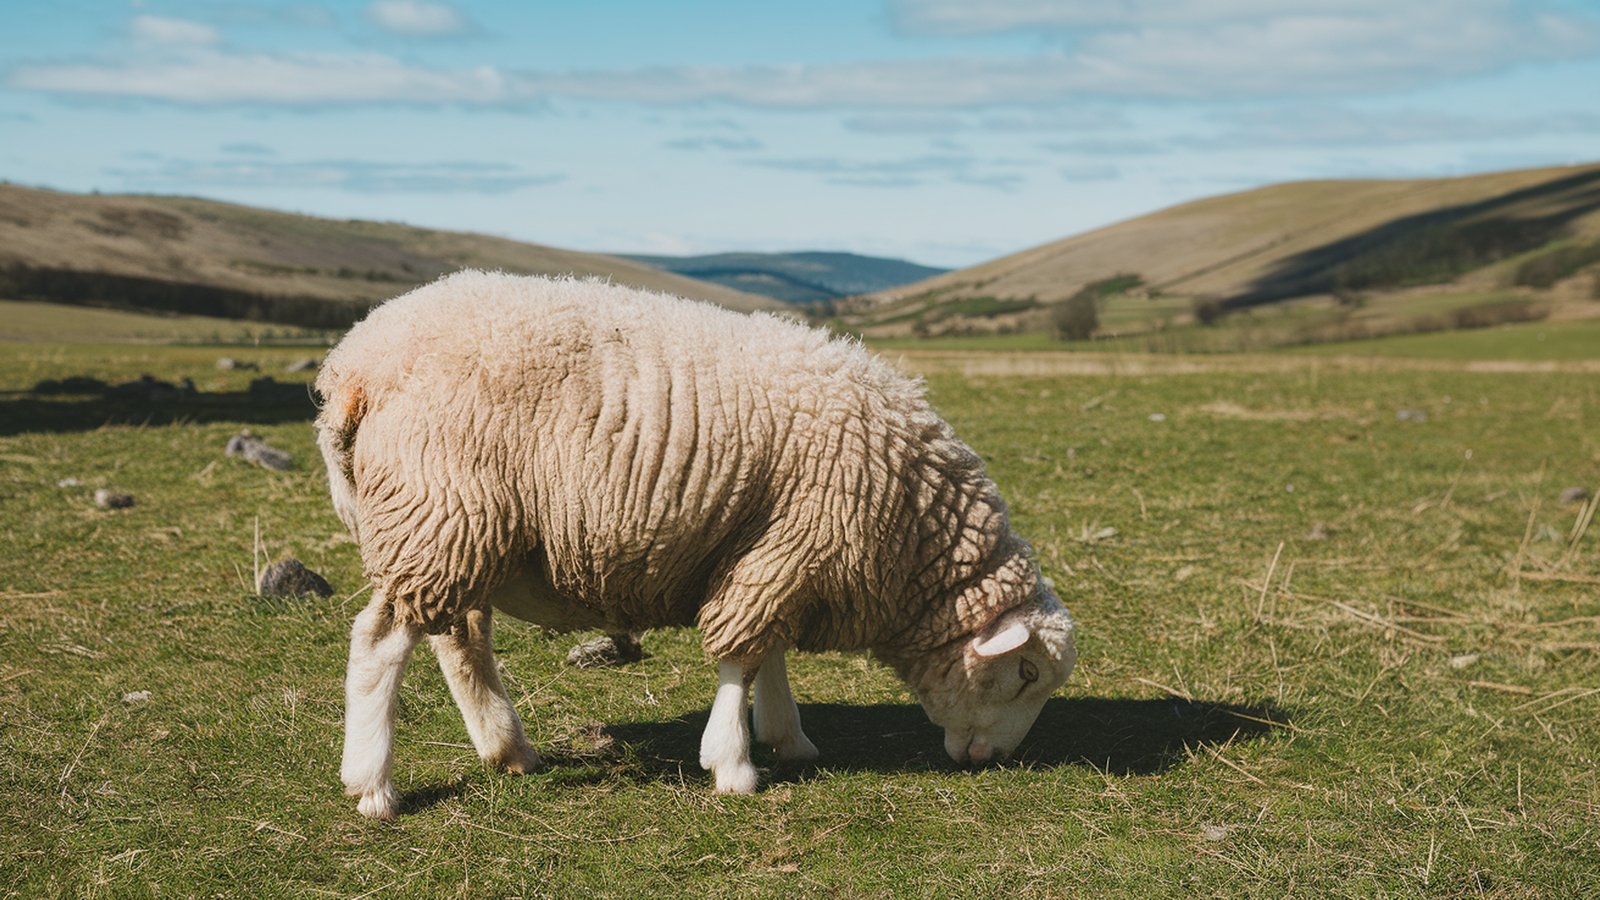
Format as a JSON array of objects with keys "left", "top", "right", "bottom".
[{"left": 315, "top": 271, "right": 1076, "bottom": 820}]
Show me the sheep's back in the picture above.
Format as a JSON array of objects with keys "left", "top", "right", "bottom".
[{"left": 322, "top": 272, "right": 927, "bottom": 631}]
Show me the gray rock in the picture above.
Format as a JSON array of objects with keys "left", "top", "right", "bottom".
[
  {"left": 1396, "top": 409, "right": 1428, "bottom": 422},
  {"left": 257, "top": 558, "right": 335, "bottom": 599},
  {"left": 94, "top": 489, "right": 135, "bottom": 510},
  {"left": 1560, "top": 486, "right": 1591, "bottom": 505},
  {"left": 225, "top": 431, "right": 292, "bottom": 471},
  {"left": 1306, "top": 522, "right": 1332, "bottom": 540},
  {"left": 565, "top": 633, "right": 645, "bottom": 668}
]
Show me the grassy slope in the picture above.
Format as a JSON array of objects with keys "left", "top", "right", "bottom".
[
  {"left": 866, "top": 313, "right": 1600, "bottom": 361},
  {"left": 0, "top": 184, "right": 781, "bottom": 313},
  {"left": 854, "top": 161, "right": 1600, "bottom": 328},
  {"left": 0, "top": 299, "right": 323, "bottom": 343},
  {"left": 2, "top": 342, "right": 1599, "bottom": 896}
]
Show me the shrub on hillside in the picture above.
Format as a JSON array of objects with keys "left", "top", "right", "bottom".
[
  {"left": 1051, "top": 287, "right": 1099, "bottom": 341},
  {"left": 1192, "top": 297, "right": 1226, "bottom": 326}
]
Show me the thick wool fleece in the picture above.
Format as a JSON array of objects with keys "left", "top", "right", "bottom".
[{"left": 315, "top": 271, "right": 1042, "bottom": 661}]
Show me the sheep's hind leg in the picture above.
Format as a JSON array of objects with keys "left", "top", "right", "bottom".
[
  {"left": 429, "top": 607, "right": 541, "bottom": 774},
  {"left": 699, "top": 660, "right": 760, "bottom": 793},
  {"left": 752, "top": 650, "right": 818, "bottom": 762},
  {"left": 341, "top": 593, "right": 422, "bottom": 821}
]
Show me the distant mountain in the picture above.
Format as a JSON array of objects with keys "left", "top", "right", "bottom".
[
  {"left": 848, "top": 161, "right": 1600, "bottom": 337},
  {"left": 622, "top": 251, "right": 947, "bottom": 305},
  {"left": 0, "top": 184, "right": 781, "bottom": 328}
]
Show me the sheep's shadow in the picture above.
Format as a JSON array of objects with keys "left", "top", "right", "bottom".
[
  {"left": 568, "top": 696, "right": 1289, "bottom": 784},
  {"left": 398, "top": 777, "right": 469, "bottom": 816},
  {"left": 0, "top": 376, "right": 317, "bottom": 435}
]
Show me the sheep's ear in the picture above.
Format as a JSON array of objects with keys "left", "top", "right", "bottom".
[{"left": 971, "top": 618, "right": 1031, "bottom": 658}]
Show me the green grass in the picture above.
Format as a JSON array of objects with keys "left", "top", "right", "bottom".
[
  {"left": 1287, "top": 317, "right": 1600, "bottom": 361},
  {"left": 3, "top": 340, "right": 1599, "bottom": 896}
]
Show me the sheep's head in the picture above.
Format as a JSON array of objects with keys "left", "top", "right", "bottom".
[{"left": 904, "top": 585, "right": 1075, "bottom": 765}]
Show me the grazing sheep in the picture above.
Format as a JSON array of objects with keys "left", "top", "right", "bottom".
[{"left": 315, "top": 271, "right": 1076, "bottom": 820}]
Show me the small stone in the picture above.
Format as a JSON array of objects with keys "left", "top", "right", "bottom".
[
  {"left": 1396, "top": 409, "right": 1427, "bottom": 422},
  {"left": 1448, "top": 653, "right": 1479, "bottom": 670},
  {"left": 1199, "top": 824, "right": 1230, "bottom": 842},
  {"left": 1174, "top": 564, "right": 1198, "bottom": 581},
  {"left": 122, "top": 690, "right": 151, "bottom": 704},
  {"left": 566, "top": 633, "right": 645, "bottom": 668},
  {"left": 217, "top": 357, "right": 259, "bottom": 371},
  {"left": 57, "top": 478, "right": 83, "bottom": 488},
  {"left": 1306, "top": 522, "right": 1331, "bottom": 540},
  {"left": 1148, "top": 413, "right": 1167, "bottom": 422},
  {"left": 94, "top": 489, "right": 135, "bottom": 510},
  {"left": 1559, "top": 486, "right": 1591, "bottom": 505},
  {"left": 256, "top": 559, "right": 335, "bottom": 599}
]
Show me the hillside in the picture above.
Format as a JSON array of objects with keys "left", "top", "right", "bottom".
[
  {"left": 851, "top": 162, "right": 1600, "bottom": 338},
  {"left": 0, "top": 184, "right": 781, "bottom": 328},
  {"left": 622, "top": 251, "right": 946, "bottom": 305}
]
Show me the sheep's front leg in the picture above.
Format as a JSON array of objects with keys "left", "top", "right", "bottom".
[
  {"left": 430, "top": 608, "right": 541, "bottom": 774},
  {"left": 341, "top": 594, "right": 422, "bottom": 821},
  {"left": 699, "top": 660, "right": 759, "bottom": 793},
  {"left": 752, "top": 650, "right": 818, "bottom": 761}
]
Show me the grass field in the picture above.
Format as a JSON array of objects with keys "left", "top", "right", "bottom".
[
  {"left": 3, "top": 333, "right": 1599, "bottom": 896},
  {"left": 0, "top": 299, "right": 329, "bottom": 344},
  {"left": 1288, "top": 318, "right": 1600, "bottom": 362}
]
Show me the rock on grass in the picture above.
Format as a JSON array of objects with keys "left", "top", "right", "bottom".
[
  {"left": 94, "top": 489, "right": 135, "bottom": 510},
  {"left": 257, "top": 559, "right": 335, "bottom": 599},
  {"left": 226, "top": 431, "right": 293, "bottom": 471},
  {"left": 566, "top": 633, "right": 645, "bottom": 668}
]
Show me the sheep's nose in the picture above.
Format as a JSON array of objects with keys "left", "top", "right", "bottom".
[
  {"left": 944, "top": 731, "right": 969, "bottom": 763},
  {"left": 966, "top": 741, "right": 993, "bottom": 764}
]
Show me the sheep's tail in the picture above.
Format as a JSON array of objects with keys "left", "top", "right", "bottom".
[{"left": 314, "top": 377, "right": 369, "bottom": 538}]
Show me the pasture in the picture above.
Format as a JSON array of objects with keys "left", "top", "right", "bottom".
[{"left": 2, "top": 331, "right": 1598, "bottom": 896}]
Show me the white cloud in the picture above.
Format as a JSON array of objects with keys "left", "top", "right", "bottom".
[
  {"left": 662, "top": 136, "right": 765, "bottom": 151},
  {"left": 13, "top": 1, "right": 1600, "bottom": 108},
  {"left": 9, "top": 51, "right": 523, "bottom": 105},
  {"left": 1059, "top": 163, "right": 1120, "bottom": 182},
  {"left": 1199, "top": 105, "right": 1600, "bottom": 147},
  {"left": 364, "top": 0, "right": 471, "bottom": 37},
  {"left": 843, "top": 109, "right": 1124, "bottom": 134},
  {"left": 744, "top": 153, "right": 1029, "bottom": 191},
  {"left": 895, "top": 0, "right": 1480, "bottom": 35},
  {"left": 109, "top": 156, "right": 561, "bottom": 193},
  {"left": 130, "top": 14, "right": 220, "bottom": 46}
]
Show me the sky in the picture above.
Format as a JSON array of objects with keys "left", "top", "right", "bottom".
[{"left": 2, "top": 1, "right": 1600, "bottom": 268}]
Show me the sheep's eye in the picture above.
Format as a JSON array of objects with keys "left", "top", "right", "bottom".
[{"left": 1018, "top": 658, "right": 1039, "bottom": 684}]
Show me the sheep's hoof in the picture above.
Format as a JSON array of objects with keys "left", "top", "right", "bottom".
[
  {"left": 353, "top": 785, "right": 399, "bottom": 821},
  {"left": 773, "top": 734, "right": 819, "bottom": 762},
  {"left": 712, "top": 762, "right": 760, "bottom": 794},
  {"left": 494, "top": 745, "right": 543, "bottom": 775}
]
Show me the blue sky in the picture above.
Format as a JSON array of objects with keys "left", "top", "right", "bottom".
[{"left": 3, "top": 0, "right": 1599, "bottom": 267}]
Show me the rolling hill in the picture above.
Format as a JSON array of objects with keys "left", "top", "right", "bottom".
[
  {"left": 0, "top": 184, "right": 781, "bottom": 328},
  {"left": 850, "top": 161, "right": 1600, "bottom": 338},
  {"left": 621, "top": 251, "right": 946, "bottom": 305}
]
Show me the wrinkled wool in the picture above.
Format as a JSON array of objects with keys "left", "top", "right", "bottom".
[{"left": 315, "top": 271, "right": 1040, "bottom": 660}]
